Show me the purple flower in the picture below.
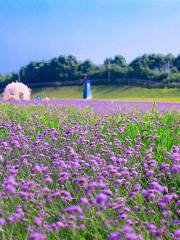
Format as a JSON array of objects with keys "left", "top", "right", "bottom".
[
  {"left": 121, "top": 225, "right": 133, "bottom": 234},
  {"left": 126, "top": 233, "right": 138, "bottom": 240},
  {"left": 134, "top": 206, "right": 139, "bottom": 212},
  {"left": 95, "top": 193, "right": 107, "bottom": 205},
  {"left": 63, "top": 205, "right": 82, "bottom": 214},
  {"left": 74, "top": 177, "right": 88, "bottom": 186},
  {"left": 171, "top": 164, "right": 180, "bottom": 174},
  {"left": 160, "top": 163, "right": 170, "bottom": 171},
  {"left": 150, "top": 181, "right": 165, "bottom": 193},
  {"left": 173, "top": 219, "right": 180, "bottom": 225},
  {"left": 109, "top": 232, "right": 121, "bottom": 240},
  {"left": 173, "top": 229, "right": 180, "bottom": 239},
  {"left": 5, "top": 184, "right": 16, "bottom": 195},
  {"left": 34, "top": 217, "right": 42, "bottom": 226},
  {"left": 58, "top": 172, "right": 70, "bottom": 181},
  {"left": 146, "top": 170, "right": 154, "bottom": 177},
  {"left": 43, "top": 176, "right": 53, "bottom": 183},
  {"left": 0, "top": 218, "right": 5, "bottom": 225},
  {"left": 80, "top": 197, "right": 88, "bottom": 204},
  {"left": 148, "top": 210, "right": 155, "bottom": 215},
  {"left": 171, "top": 153, "right": 180, "bottom": 163},
  {"left": 162, "top": 211, "right": 172, "bottom": 217},
  {"left": 28, "top": 232, "right": 46, "bottom": 240}
]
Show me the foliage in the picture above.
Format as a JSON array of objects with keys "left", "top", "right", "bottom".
[{"left": 0, "top": 54, "right": 180, "bottom": 88}]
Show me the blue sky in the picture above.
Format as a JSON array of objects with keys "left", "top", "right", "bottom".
[{"left": 0, "top": 0, "right": 180, "bottom": 73}]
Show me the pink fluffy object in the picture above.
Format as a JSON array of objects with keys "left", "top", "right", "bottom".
[{"left": 3, "top": 82, "right": 31, "bottom": 101}]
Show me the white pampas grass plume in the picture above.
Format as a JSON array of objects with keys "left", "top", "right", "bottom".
[{"left": 3, "top": 82, "right": 31, "bottom": 101}]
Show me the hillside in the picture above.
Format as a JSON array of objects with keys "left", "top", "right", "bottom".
[{"left": 29, "top": 86, "right": 180, "bottom": 102}]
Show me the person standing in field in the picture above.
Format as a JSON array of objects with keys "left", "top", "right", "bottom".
[{"left": 81, "top": 75, "right": 92, "bottom": 99}]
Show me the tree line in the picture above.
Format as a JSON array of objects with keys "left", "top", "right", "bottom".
[{"left": 1, "top": 53, "right": 180, "bottom": 89}]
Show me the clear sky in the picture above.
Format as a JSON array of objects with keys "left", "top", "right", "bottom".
[{"left": 0, "top": 0, "right": 180, "bottom": 73}]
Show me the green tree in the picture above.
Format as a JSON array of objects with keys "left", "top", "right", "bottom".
[{"left": 174, "top": 55, "right": 180, "bottom": 71}]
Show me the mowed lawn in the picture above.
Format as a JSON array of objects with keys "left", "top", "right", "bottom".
[{"left": 31, "top": 86, "right": 180, "bottom": 102}]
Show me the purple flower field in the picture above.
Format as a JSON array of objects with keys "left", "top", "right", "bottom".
[
  {"left": 1, "top": 99, "right": 180, "bottom": 114},
  {"left": 0, "top": 100, "right": 179, "bottom": 240}
]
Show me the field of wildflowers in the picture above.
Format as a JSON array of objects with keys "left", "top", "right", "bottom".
[{"left": 0, "top": 100, "right": 179, "bottom": 240}]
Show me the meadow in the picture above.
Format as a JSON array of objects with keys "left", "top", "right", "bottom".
[
  {"left": 31, "top": 86, "right": 180, "bottom": 102},
  {"left": 0, "top": 100, "right": 179, "bottom": 240}
]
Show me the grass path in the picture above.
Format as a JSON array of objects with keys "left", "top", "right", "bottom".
[{"left": 31, "top": 85, "right": 180, "bottom": 102}]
